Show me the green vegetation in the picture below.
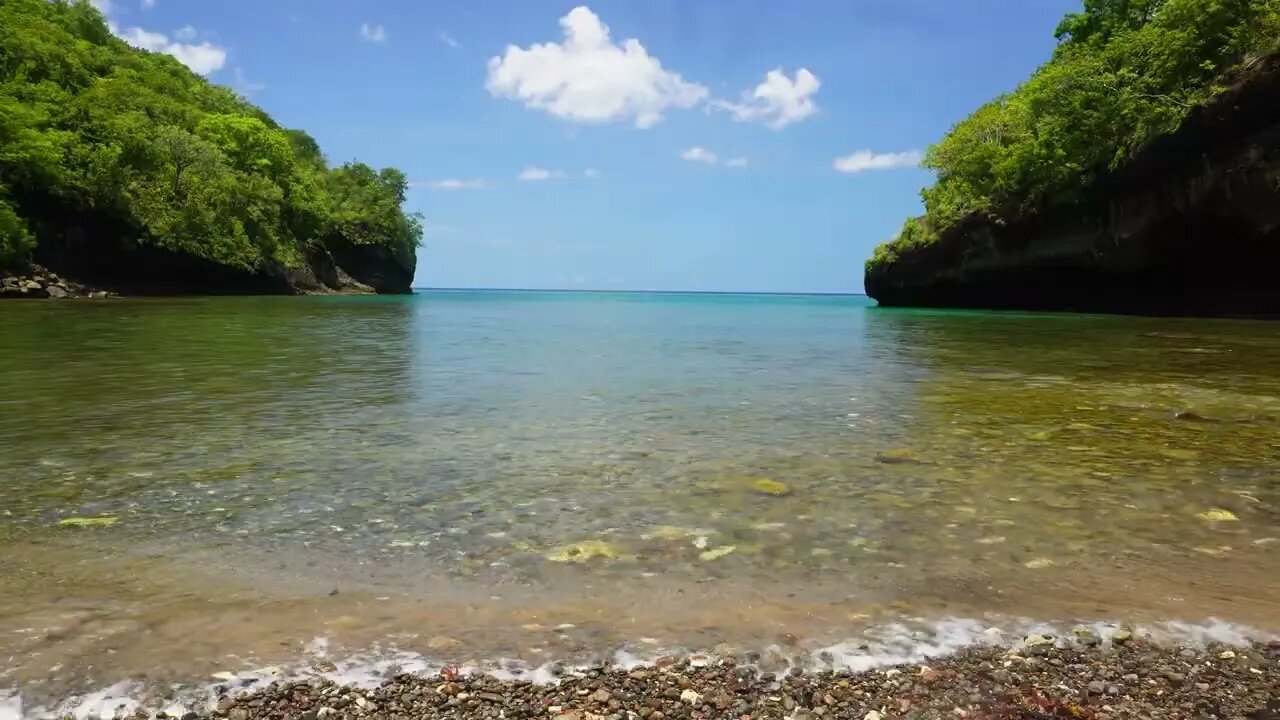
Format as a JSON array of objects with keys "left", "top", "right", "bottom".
[
  {"left": 868, "top": 0, "right": 1280, "bottom": 271},
  {"left": 0, "top": 0, "right": 421, "bottom": 271}
]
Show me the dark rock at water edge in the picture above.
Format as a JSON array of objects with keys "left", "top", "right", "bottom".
[
  {"left": 1, "top": 266, "right": 104, "bottom": 299},
  {"left": 4, "top": 222, "right": 414, "bottom": 298},
  {"left": 865, "top": 54, "right": 1280, "bottom": 317}
]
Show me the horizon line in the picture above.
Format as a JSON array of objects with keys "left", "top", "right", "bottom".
[{"left": 411, "top": 286, "right": 868, "bottom": 297}]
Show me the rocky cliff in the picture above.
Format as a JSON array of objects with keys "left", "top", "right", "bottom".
[
  {"left": 1, "top": 225, "right": 414, "bottom": 298},
  {"left": 865, "top": 54, "right": 1280, "bottom": 316}
]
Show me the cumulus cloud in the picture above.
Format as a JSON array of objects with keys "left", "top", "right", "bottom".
[
  {"left": 725, "top": 157, "right": 748, "bottom": 168},
  {"left": 438, "top": 32, "right": 460, "bottom": 48},
  {"left": 833, "top": 149, "right": 923, "bottom": 174},
  {"left": 486, "top": 6, "right": 708, "bottom": 129},
  {"left": 421, "top": 179, "right": 490, "bottom": 190},
  {"left": 116, "top": 25, "right": 227, "bottom": 75},
  {"left": 518, "top": 167, "right": 568, "bottom": 181},
  {"left": 360, "top": 23, "right": 387, "bottom": 43},
  {"left": 716, "top": 68, "right": 820, "bottom": 129},
  {"left": 680, "top": 146, "right": 718, "bottom": 164}
]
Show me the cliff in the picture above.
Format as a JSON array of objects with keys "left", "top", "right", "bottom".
[
  {"left": 17, "top": 222, "right": 415, "bottom": 297},
  {"left": 0, "top": 0, "right": 419, "bottom": 298},
  {"left": 865, "top": 53, "right": 1280, "bottom": 316}
]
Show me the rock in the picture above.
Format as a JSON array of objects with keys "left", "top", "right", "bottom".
[
  {"left": 1087, "top": 680, "right": 1106, "bottom": 695},
  {"left": 58, "top": 516, "right": 119, "bottom": 528},
  {"left": 591, "top": 689, "right": 612, "bottom": 704},
  {"left": 545, "top": 540, "right": 623, "bottom": 563},
  {"left": 875, "top": 448, "right": 918, "bottom": 464},
  {"left": 89, "top": 290, "right": 109, "bottom": 299},
  {"left": 679, "top": 689, "right": 702, "bottom": 705},
  {"left": 21, "top": 280, "right": 41, "bottom": 291},
  {"left": 427, "top": 636, "right": 462, "bottom": 651},
  {"left": 1112, "top": 629, "right": 1133, "bottom": 644},
  {"left": 864, "top": 712, "right": 883, "bottom": 720},
  {"left": 228, "top": 709, "right": 249, "bottom": 720},
  {"left": 1197, "top": 508, "right": 1240, "bottom": 522},
  {"left": 47, "top": 285, "right": 69, "bottom": 298},
  {"left": 751, "top": 478, "right": 792, "bottom": 496},
  {"left": 698, "top": 545, "right": 736, "bottom": 561},
  {"left": 1023, "top": 633, "right": 1055, "bottom": 648},
  {"left": 215, "top": 697, "right": 235, "bottom": 714}
]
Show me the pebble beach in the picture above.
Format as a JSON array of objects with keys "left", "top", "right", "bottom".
[{"left": 189, "top": 639, "right": 1280, "bottom": 720}]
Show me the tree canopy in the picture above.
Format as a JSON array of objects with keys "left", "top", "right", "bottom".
[
  {"left": 0, "top": 0, "right": 421, "bottom": 270},
  {"left": 868, "top": 0, "right": 1280, "bottom": 271}
]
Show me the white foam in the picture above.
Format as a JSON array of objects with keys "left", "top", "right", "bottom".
[
  {"left": 1, "top": 690, "right": 23, "bottom": 720},
  {"left": 18, "top": 617, "right": 1278, "bottom": 720}
]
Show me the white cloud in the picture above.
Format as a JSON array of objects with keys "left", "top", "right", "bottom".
[
  {"left": 438, "top": 31, "right": 460, "bottom": 48},
  {"left": 360, "top": 23, "right": 387, "bottom": 43},
  {"left": 725, "top": 157, "right": 748, "bottom": 168},
  {"left": 173, "top": 25, "right": 197, "bottom": 41},
  {"left": 833, "top": 149, "right": 923, "bottom": 173},
  {"left": 520, "top": 167, "right": 602, "bottom": 181},
  {"left": 420, "top": 179, "right": 490, "bottom": 190},
  {"left": 141, "top": 0, "right": 156, "bottom": 8},
  {"left": 486, "top": 6, "right": 708, "bottom": 129},
  {"left": 716, "top": 68, "right": 820, "bottom": 129},
  {"left": 518, "top": 167, "right": 568, "bottom": 181},
  {"left": 679, "top": 146, "right": 718, "bottom": 164},
  {"left": 90, "top": 0, "right": 111, "bottom": 12},
  {"left": 116, "top": 25, "right": 227, "bottom": 75}
]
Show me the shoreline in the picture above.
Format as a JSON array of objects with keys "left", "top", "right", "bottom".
[
  {"left": 31, "top": 639, "right": 1277, "bottom": 720},
  {"left": 11, "top": 625, "right": 1280, "bottom": 720}
]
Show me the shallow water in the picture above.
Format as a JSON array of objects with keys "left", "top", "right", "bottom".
[{"left": 2, "top": 292, "right": 1279, "bottom": 712}]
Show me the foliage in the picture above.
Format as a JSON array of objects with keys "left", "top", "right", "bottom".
[
  {"left": 868, "top": 0, "right": 1280, "bottom": 272},
  {"left": 0, "top": 0, "right": 421, "bottom": 272}
]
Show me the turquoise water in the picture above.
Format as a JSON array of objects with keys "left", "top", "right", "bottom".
[{"left": 2, "top": 291, "right": 1279, "bottom": 707}]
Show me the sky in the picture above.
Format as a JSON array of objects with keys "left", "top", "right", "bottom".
[{"left": 93, "top": 0, "right": 1080, "bottom": 293}]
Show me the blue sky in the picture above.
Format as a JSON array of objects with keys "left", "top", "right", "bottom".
[{"left": 97, "top": 0, "right": 1079, "bottom": 293}]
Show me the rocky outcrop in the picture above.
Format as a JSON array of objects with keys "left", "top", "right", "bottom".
[
  {"left": 865, "top": 54, "right": 1280, "bottom": 316},
  {"left": 3, "top": 227, "right": 413, "bottom": 298},
  {"left": 1, "top": 267, "right": 108, "bottom": 299}
]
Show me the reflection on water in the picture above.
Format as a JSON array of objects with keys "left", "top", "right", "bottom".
[{"left": 1, "top": 292, "right": 1278, "bottom": 705}]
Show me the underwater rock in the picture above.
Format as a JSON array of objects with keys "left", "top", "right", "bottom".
[
  {"left": 58, "top": 516, "right": 118, "bottom": 528},
  {"left": 698, "top": 546, "right": 736, "bottom": 561},
  {"left": 875, "top": 448, "right": 919, "bottom": 464},
  {"left": 545, "top": 540, "right": 623, "bottom": 563},
  {"left": 751, "top": 479, "right": 793, "bottom": 496}
]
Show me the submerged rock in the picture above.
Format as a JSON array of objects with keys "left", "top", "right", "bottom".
[
  {"left": 1197, "top": 508, "right": 1240, "bottom": 522},
  {"left": 875, "top": 448, "right": 919, "bottom": 464},
  {"left": 698, "top": 546, "right": 736, "bottom": 561},
  {"left": 751, "top": 479, "right": 793, "bottom": 497},
  {"left": 545, "top": 540, "right": 623, "bottom": 563},
  {"left": 57, "top": 516, "right": 118, "bottom": 528}
]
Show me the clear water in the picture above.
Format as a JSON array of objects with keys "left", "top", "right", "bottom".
[{"left": 2, "top": 291, "right": 1278, "bottom": 709}]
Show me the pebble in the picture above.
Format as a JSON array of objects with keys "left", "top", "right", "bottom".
[{"left": 180, "top": 642, "right": 1278, "bottom": 720}]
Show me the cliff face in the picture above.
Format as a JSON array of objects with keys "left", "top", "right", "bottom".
[
  {"left": 20, "top": 224, "right": 414, "bottom": 297},
  {"left": 866, "top": 55, "right": 1280, "bottom": 316}
]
